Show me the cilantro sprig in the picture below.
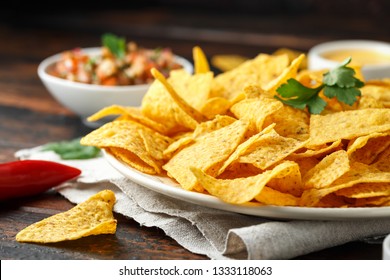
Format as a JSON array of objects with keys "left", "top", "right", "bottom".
[
  {"left": 275, "top": 57, "right": 364, "bottom": 114},
  {"left": 102, "top": 33, "right": 126, "bottom": 59}
]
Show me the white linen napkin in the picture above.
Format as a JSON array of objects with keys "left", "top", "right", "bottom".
[{"left": 15, "top": 147, "right": 390, "bottom": 260}]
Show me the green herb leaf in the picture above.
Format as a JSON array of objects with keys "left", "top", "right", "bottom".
[
  {"left": 151, "top": 47, "right": 162, "bottom": 61},
  {"left": 322, "top": 57, "right": 365, "bottom": 90},
  {"left": 323, "top": 86, "right": 361, "bottom": 106},
  {"left": 322, "top": 57, "right": 364, "bottom": 106},
  {"left": 276, "top": 78, "right": 321, "bottom": 99},
  {"left": 323, "top": 57, "right": 352, "bottom": 86},
  {"left": 275, "top": 57, "right": 364, "bottom": 114},
  {"left": 305, "top": 95, "right": 328, "bottom": 114},
  {"left": 102, "top": 33, "right": 126, "bottom": 59},
  {"left": 275, "top": 78, "right": 326, "bottom": 114},
  {"left": 42, "top": 138, "right": 101, "bottom": 160}
]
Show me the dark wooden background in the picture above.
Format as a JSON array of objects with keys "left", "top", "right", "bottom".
[{"left": 0, "top": 1, "right": 388, "bottom": 259}]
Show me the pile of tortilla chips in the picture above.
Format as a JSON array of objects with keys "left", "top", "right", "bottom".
[{"left": 81, "top": 47, "right": 390, "bottom": 208}]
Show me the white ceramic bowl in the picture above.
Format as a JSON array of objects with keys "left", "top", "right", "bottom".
[
  {"left": 38, "top": 47, "right": 193, "bottom": 127},
  {"left": 308, "top": 40, "right": 390, "bottom": 80}
]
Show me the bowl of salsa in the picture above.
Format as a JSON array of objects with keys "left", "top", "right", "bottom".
[{"left": 38, "top": 34, "right": 193, "bottom": 127}]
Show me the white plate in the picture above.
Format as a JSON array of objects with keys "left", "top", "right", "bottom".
[{"left": 104, "top": 151, "right": 390, "bottom": 221}]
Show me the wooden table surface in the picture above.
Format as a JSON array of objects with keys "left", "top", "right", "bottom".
[{"left": 0, "top": 5, "right": 388, "bottom": 260}]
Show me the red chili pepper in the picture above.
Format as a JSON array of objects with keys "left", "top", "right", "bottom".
[{"left": 0, "top": 160, "right": 81, "bottom": 201}]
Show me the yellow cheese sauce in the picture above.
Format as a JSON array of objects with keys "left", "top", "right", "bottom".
[{"left": 321, "top": 49, "right": 390, "bottom": 65}]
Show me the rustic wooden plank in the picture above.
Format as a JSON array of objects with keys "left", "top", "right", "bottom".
[
  {"left": 0, "top": 106, "right": 92, "bottom": 148},
  {"left": 1, "top": 9, "right": 388, "bottom": 60},
  {"left": 0, "top": 91, "right": 73, "bottom": 116},
  {"left": 0, "top": 199, "right": 207, "bottom": 260}
]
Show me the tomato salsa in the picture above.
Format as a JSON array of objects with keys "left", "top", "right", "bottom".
[{"left": 49, "top": 34, "right": 183, "bottom": 86}]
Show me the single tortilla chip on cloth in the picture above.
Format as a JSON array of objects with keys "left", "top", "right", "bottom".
[{"left": 16, "top": 190, "right": 117, "bottom": 243}]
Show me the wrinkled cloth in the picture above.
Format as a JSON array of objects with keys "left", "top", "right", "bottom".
[{"left": 15, "top": 147, "right": 390, "bottom": 259}]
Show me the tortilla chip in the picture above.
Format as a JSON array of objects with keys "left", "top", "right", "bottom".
[
  {"left": 309, "top": 109, "right": 390, "bottom": 146},
  {"left": 200, "top": 93, "right": 245, "bottom": 119},
  {"left": 230, "top": 95, "right": 283, "bottom": 133},
  {"left": 169, "top": 69, "right": 213, "bottom": 112},
  {"left": 316, "top": 193, "right": 350, "bottom": 208},
  {"left": 301, "top": 163, "right": 390, "bottom": 206},
  {"left": 151, "top": 68, "right": 206, "bottom": 123},
  {"left": 273, "top": 48, "right": 307, "bottom": 69},
  {"left": 294, "top": 157, "right": 321, "bottom": 177},
  {"left": 263, "top": 105, "right": 310, "bottom": 141},
  {"left": 266, "top": 161, "right": 303, "bottom": 197},
  {"left": 87, "top": 105, "right": 169, "bottom": 135},
  {"left": 217, "top": 162, "right": 263, "bottom": 179},
  {"left": 289, "top": 140, "right": 343, "bottom": 160},
  {"left": 347, "top": 132, "right": 390, "bottom": 164},
  {"left": 81, "top": 120, "right": 172, "bottom": 174},
  {"left": 372, "top": 148, "right": 390, "bottom": 172},
  {"left": 263, "top": 54, "right": 305, "bottom": 95},
  {"left": 303, "top": 150, "right": 350, "bottom": 190},
  {"left": 255, "top": 186, "right": 300, "bottom": 206},
  {"left": 141, "top": 79, "right": 198, "bottom": 134},
  {"left": 192, "top": 115, "right": 237, "bottom": 138},
  {"left": 296, "top": 69, "right": 325, "bottom": 88},
  {"left": 360, "top": 84, "right": 390, "bottom": 108},
  {"left": 193, "top": 46, "right": 210, "bottom": 74},
  {"left": 107, "top": 147, "right": 157, "bottom": 174},
  {"left": 358, "top": 95, "right": 385, "bottom": 109},
  {"left": 162, "top": 136, "right": 194, "bottom": 160},
  {"left": 212, "top": 53, "right": 289, "bottom": 100},
  {"left": 238, "top": 129, "right": 308, "bottom": 170},
  {"left": 163, "top": 120, "right": 248, "bottom": 191},
  {"left": 336, "top": 183, "right": 390, "bottom": 198},
  {"left": 16, "top": 190, "right": 116, "bottom": 243},
  {"left": 211, "top": 54, "right": 249, "bottom": 72},
  {"left": 355, "top": 195, "right": 390, "bottom": 207},
  {"left": 190, "top": 161, "right": 298, "bottom": 204},
  {"left": 217, "top": 124, "right": 276, "bottom": 176}
]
